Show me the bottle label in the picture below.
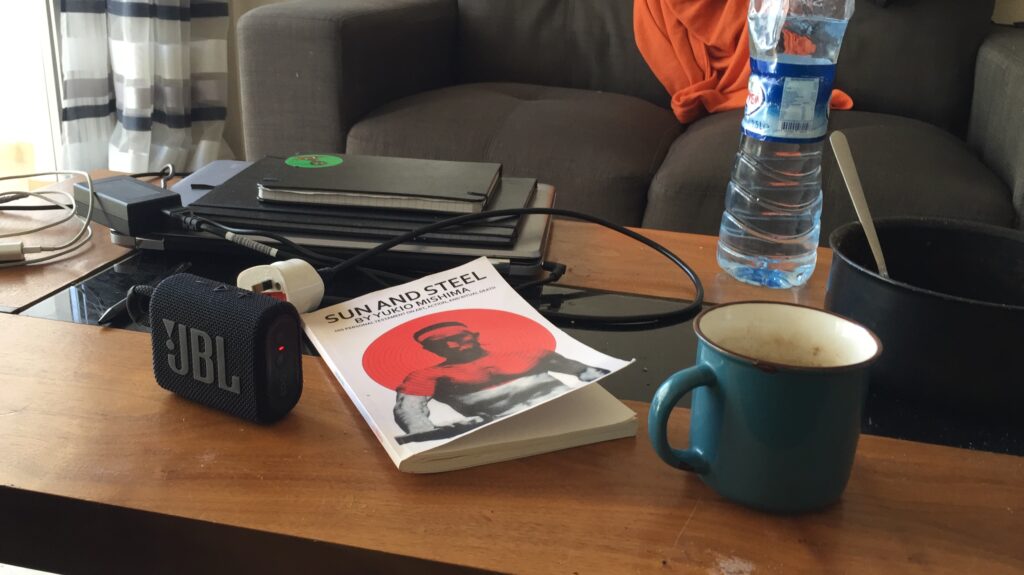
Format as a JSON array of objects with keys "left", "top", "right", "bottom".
[{"left": 742, "top": 59, "right": 836, "bottom": 143}]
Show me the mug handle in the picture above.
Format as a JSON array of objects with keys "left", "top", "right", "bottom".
[{"left": 648, "top": 364, "right": 716, "bottom": 474}]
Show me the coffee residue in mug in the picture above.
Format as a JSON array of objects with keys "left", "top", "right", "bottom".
[{"left": 715, "top": 334, "right": 842, "bottom": 368}]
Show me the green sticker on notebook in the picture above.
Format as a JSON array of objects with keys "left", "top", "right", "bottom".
[{"left": 285, "top": 154, "right": 343, "bottom": 168}]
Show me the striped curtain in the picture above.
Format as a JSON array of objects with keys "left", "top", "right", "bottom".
[{"left": 59, "top": 0, "right": 232, "bottom": 173}]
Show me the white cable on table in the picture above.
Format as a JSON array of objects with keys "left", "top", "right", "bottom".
[{"left": 0, "top": 170, "right": 95, "bottom": 267}]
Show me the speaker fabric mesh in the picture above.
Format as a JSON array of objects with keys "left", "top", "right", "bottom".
[{"left": 150, "top": 273, "right": 302, "bottom": 423}]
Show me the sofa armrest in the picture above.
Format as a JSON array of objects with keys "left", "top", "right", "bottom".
[
  {"left": 968, "top": 26, "right": 1024, "bottom": 228},
  {"left": 238, "top": 0, "right": 458, "bottom": 159}
]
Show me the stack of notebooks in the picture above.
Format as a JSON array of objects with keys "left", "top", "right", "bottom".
[{"left": 188, "top": 155, "right": 539, "bottom": 248}]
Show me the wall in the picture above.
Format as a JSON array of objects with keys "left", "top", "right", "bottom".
[{"left": 222, "top": 0, "right": 1024, "bottom": 159}]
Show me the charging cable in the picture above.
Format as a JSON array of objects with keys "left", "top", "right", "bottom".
[
  {"left": 173, "top": 212, "right": 314, "bottom": 262},
  {"left": 179, "top": 208, "right": 704, "bottom": 326},
  {"left": 0, "top": 171, "right": 95, "bottom": 268},
  {"left": 162, "top": 205, "right": 703, "bottom": 327},
  {"left": 315, "top": 207, "right": 705, "bottom": 327}
]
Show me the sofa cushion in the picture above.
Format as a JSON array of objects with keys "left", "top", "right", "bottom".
[
  {"left": 347, "top": 82, "right": 681, "bottom": 224},
  {"left": 456, "top": 0, "right": 669, "bottom": 108},
  {"left": 837, "top": 0, "right": 994, "bottom": 135},
  {"left": 642, "top": 109, "right": 1015, "bottom": 240}
]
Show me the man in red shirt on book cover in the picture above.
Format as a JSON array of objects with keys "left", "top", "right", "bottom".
[{"left": 394, "top": 322, "right": 608, "bottom": 444}]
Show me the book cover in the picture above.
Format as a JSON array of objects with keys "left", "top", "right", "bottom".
[
  {"left": 257, "top": 154, "right": 502, "bottom": 213},
  {"left": 302, "top": 258, "right": 636, "bottom": 472}
]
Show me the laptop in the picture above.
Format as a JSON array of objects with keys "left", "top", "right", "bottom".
[{"left": 110, "top": 160, "right": 553, "bottom": 281}]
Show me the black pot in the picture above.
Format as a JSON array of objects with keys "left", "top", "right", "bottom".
[{"left": 825, "top": 218, "right": 1024, "bottom": 417}]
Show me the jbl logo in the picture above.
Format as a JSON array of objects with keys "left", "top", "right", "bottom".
[{"left": 163, "top": 319, "right": 241, "bottom": 394}]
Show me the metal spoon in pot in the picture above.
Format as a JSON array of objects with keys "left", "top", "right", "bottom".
[{"left": 830, "top": 131, "right": 890, "bottom": 279}]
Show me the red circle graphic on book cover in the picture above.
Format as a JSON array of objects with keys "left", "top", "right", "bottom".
[{"left": 362, "top": 309, "right": 556, "bottom": 391}]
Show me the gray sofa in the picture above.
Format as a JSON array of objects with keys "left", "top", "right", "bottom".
[{"left": 238, "top": 0, "right": 1023, "bottom": 239}]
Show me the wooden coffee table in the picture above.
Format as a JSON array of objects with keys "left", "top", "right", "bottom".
[
  {"left": 547, "top": 219, "right": 829, "bottom": 309},
  {"left": 0, "top": 179, "right": 1021, "bottom": 574},
  {"left": 0, "top": 173, "right": 827, "bottom": 313},
  {"left": 0, "top": 171, "right": 131, "bottom": 313}
]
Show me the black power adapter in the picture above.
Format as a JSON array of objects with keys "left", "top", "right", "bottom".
[{"left": 74, "top": 176, "right": 182, "bottom": 237}]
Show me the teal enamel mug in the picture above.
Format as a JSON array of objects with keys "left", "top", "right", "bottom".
[{"left": 649, "top": 302, "right": 881, "bottom": 513}]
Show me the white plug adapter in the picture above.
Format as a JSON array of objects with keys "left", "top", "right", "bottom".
[
  {"left": 0, "top": 242, "right": 26, "bottom": 262},
  {"left": 236, "top": 259, "right": 325, "bottom": 312}
]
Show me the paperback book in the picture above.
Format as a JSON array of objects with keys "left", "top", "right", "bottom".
[{"left": 302, "top": 258, "right": 636, "bottom": 472}]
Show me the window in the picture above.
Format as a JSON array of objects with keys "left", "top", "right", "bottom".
[{"left": 0, "top": 1, "right": 61, "bottom": 191}]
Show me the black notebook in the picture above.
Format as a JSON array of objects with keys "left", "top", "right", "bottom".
[
  {"left": 255, "top": 154, "right": 501, "bottom": 214},
  {"left": 188, "top": 159, "right": 536, "bottom": 247}
]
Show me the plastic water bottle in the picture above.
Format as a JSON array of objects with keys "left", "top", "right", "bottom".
[{"left": 717, "top": 0, "right": 855, "bottom": 288}]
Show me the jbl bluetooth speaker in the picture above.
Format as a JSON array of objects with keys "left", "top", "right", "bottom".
[{"left": 148, "top": 273, "right": 303, "bottom": 423}]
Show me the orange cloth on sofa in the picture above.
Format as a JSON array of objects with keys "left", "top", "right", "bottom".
[{"left": 634, "top": 0, "right": 853, "bottom": 124}]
